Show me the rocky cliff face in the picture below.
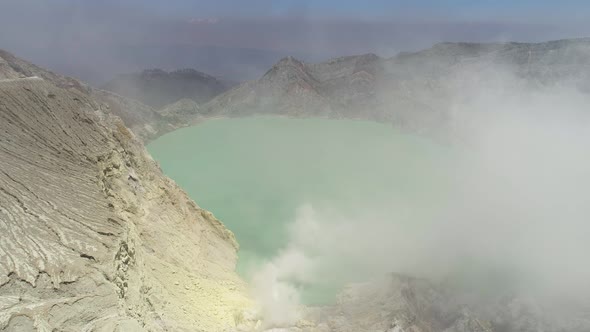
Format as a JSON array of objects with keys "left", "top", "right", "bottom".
[{"left": 0, "top": 75, "right": 253, "bottom": 330}]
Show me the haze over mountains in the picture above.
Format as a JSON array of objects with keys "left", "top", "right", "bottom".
[
  {"left": 0, "top": 49, "right": 212, "bottom": 142},
  {"left": 93, "top": 38, "right": 590, "bottom": 142},
  {"left": 204, "top": 38, "right": 590, "bottom": 127}
]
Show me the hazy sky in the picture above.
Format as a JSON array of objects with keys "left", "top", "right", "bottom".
[
  {"left": 31, "top": 0, "right": 590, "bottom": 20},
  {"left": 44, "top": 0, "right": 589, "bottom": 20},
  {"left": 1, "top": 0, "right": 589, "bottom": 83}
]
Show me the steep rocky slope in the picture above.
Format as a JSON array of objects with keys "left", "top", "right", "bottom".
[
  {"left": 102, "top": 69, "right": 232, "bottom": 109},
  {"left": 203, "top": 38, "right": 590, "bottom": 133},
  {"left": 0, "top": 76, "right": 254, "bottom": 330}
]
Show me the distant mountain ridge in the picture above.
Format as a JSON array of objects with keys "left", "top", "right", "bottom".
[
  {"left": 4, "top": 37, "right": 590, "bottom": 143},
  {"left": 102, "top": 68, "right": 233, "bottom": 109},
  {"left": 203, "top": 38, "right": 590, "bottom": 134}
]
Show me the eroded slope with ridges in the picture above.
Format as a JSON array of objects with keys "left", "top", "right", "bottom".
[
  {"left": 0, "top": 77, "right": 117, "bottom": 287},
  {"left": 0, "top": 77, "right": 253, "bottom": 331}
]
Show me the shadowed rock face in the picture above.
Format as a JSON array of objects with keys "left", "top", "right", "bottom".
[
  {"left": 0, "top": 76, "right": 253, "bottom": 330},
  {"left": 102, "top": 68, "right": 232, "bottom": 109}
]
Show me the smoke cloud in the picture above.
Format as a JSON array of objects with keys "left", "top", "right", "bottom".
[{"left": 250, "top": 66, "right": 590, "bottom": 326}]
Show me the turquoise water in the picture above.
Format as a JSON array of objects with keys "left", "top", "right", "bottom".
[{"left": 148, "top": 117, "right": 451, "bottom": 303}]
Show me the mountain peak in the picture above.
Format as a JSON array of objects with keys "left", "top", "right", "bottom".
[
  {"left": 262, "top": 56, "right": 312, "bottom": 84},
  {"left": 276, "top": 56, "right": 305, "bottom": 66}
]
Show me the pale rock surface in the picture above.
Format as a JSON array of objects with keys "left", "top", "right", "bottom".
[{"left": 0, "top": 76, "right": 255, "bottom": 331}]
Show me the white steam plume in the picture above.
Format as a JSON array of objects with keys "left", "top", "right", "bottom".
[{"left": 251, "top": 67, "right": 590, "bottom": 325}]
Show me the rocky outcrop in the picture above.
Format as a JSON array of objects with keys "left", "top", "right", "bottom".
[
  {"left": 0, "top": 76, "right": 254, "bottom": 330},
  {"left": 102, "top": 68, "right": 232, "bottom": 109}
]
